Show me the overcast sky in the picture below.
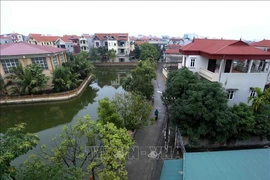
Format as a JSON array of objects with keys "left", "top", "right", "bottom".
[{"left": 1, "top": 1, "right": 270, "bottom": 40}]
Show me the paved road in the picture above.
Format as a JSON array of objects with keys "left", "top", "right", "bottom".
[{"left": 126, "top": 63, "right": 168, "bottom": 180}]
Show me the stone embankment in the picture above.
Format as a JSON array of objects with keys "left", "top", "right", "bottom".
[
  {"left": 93, "top": 62, "right": 138, "bottom": 67},
  {"left": 0, "top": 75, "right": 92, "bottom": 105}
]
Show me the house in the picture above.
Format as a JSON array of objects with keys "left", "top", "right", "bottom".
[
  {"left": 27, "top": 34, "right": 59, "bottom": 47},
  {"left": 178, "top": 38, "right": 270, "bottom": 106},
  {"left": 0, "top": 36, "right": 13, "bottom": 44},
  {"left": 79, "top": 35, "right": 91, "bottom": 52},
  {"left": 251, "top": 39, "right": 270, "bottom": 51},
  {"left": 0, "top": 33, "right": 25, "bottom": 44},
  {"left": 93, "top": 33, "right": 130, "bottom": 62},
  {"left": 164, "top": 45, "right": 183, "bottom": 63},
  {"left": 0, "top": 42, "right": 67, "bottom": 86},
  {"left": 160, "top": 148, "right": 270, "bottom": 180},
  {"left": 55, "top": 35, "right": 75, "bottom": 53}
]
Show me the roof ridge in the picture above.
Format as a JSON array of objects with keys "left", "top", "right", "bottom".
[{"left": 213, "top": 40, "right": 239, "bottom": 53}]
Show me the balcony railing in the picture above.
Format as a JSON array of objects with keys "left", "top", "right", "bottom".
[
  {"left": 178, "top": 63, "right": 183, "bottom": 69},
  {"left": 199, "top": 68, "right": 219, "bottom": 82}
]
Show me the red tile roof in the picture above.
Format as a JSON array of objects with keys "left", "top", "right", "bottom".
[
  {"left": 179, "top": 39, "right": 270, "bottom": 60},
  {"left": 94, "top": 33, "right": 129, "bottom": 41},
  {"left": 0, "top": 42, "right": 66, "bottom": 56},
  {"left": 29, "top": 34, "right": 60, "bottom": 42},
  {"left": 165, "top": 49, "right": 181, "bottom": 54},
  {"left": 250, "top": 39, "right": 270, "bottom": 48},
  {"left": 168, "top": 44, "right": 181, "bottom": 49},
  {"left": 0, "top": 35, "right": 12, "bottom": 40},
  {"left": 134, "top": 41, "right": 148, "bottom": 45}
]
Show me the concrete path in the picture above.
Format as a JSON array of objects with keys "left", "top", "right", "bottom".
[{"left": 126, "top": 63, "right": 167, "bottom": 180}]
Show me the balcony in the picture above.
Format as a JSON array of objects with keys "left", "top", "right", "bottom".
[
  {"left": 178, "top": 63, "right": 183, "bottom": 69},
  {"left": 199, "top": 68, "right": 219, "bottom": 82}
]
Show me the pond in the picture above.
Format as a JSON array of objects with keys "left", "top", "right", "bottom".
[{"left": 0, "top": 67, "right": 134, "bottom": 165}]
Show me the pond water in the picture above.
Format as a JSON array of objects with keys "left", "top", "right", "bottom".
[{"left": 0, "top": 67, "right": 133, "bottom": 165}]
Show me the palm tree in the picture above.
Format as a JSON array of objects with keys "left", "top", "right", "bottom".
[
  {"left": 5, "top": 63, "right": 49, "bottom": 95},
  {"left": 52, "top": 66, "right": 79, "bottom": 92},
  {"left": 248, "top": 87, "right": 270, "bottom": 111}
]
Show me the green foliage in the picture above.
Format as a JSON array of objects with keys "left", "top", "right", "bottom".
[
  {"left": 89, "top": 47, "right": 109, "bottom": 62},
  {"left": 133, "top": 43, "right": 141, "bottom": 59},
  {"left": 122, "top": 60, "right": 156, "bottom": 100},
  {"left": 5, "top": 63, "right": 50, "bottom": 95},
  {"left": 164, "top": 68, "right": 270, "bottom": 145},
  {"left": 53, "top": 52, "right": 94, "bottom": 92},
  {"left": 0, "top": 75, "right": 8, "bottom": 96},
  {"left": 93, "top": 122, "right": 134, "bottom": 180},
  {"left": 108, "top": 49, "right": 117, "bottom": 62},
  {"left": 15, "top": 155, "right": 84, "bottom": 180},
  {"left": 112, "top": 92, "right": 152, "bottom": 131},
  {"left": 0, "top": 123, "right": 39, "bottom": 179},
  {"left": 229, "top": 103, "right": 256, "bottom": 140},
  {"left": 97, "top": 98, "right": 124, "bottom": 129},
  {"left": 16, "top": 115, "right": 133, "bottom": 179},
  {"left": 248, "top": 87, "right": 270, "bottom": 111},
  {"left": 52, "top": 66, "right": 79, "bottom": 92},
  {"left": 139, "top": 43, "right": 160, "bottom": 61}
]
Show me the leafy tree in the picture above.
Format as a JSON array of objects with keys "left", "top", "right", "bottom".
[
  {"left": 133, "top": 43, "right": 141, "bottom": 59},
  {"left": 97, "top": 47, "right": 108, "bottom": 62},
  {"left": 248, "top": 87, "right": 270, "bottom": 111},
  {"left": 252, "top": 103, "right": 270, "bottom": 139},
  {"left": 122, "top": 60, "right": 156, "bottom": 100},
  {"left": 0, "top": 123, "right": 39, "bottom": 179},
  {"left": 108, "top": 49, "right": 117, "bottom": 62},
  {"left": 229, "top": 103, "right": 256, "bottom": 140},
  {"left": 16, "top": 116, "right": 133, "bottom": 180},
  {"left": 171, "top": 80, "right": 233, "bottom": 144},
  {"left": 112, "top": 92, "right": 152, "bottom": 131},
  {"left": 63, "top": 52, "right": 94, "bottom": 80},
  {"left": 5, "top": 63, "right": 49, "bottom": 95},
  {"left": 0, "top": 76, "right": 8, "bottom": 96},
  {"left": 139, "top": 43, "right": 160, "bottom": 61},
  {"left": 89, "top": 47, "right": 100, "bottom": 62},
  {"left": 92, "top": 122, "right": 133, "bottom": 180},
  {"left": 52, "top": 66, "right": 79, "bottom": 92},
  {"left": 97, "top": 98, "right": 124, "bottom": 129}
]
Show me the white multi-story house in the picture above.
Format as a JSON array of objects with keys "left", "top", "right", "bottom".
[
  {"left": 93, "top": 33, "right": 130, "bottom": 62},
  {"left": 177, "top": 38, "right": 270, "bottom": 106},
  {"left": 27, "top": 34, "right": 59, "bottom": 47},
  {"left": 79, "top": 35, "right": 91, "bottom": 52},
  {"left": 55, "top": 36, "right": 74, "bottom": 53}
]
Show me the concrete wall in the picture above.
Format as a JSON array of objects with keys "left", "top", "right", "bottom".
[
  {"left": 220, "top": 72, "right": 268, "bottom": 106},
  {"left": 185, "top": 55, "right": 208, "bottom": 73}
]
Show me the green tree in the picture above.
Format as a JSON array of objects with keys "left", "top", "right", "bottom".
[
  {"left": 171, "top": 81, "right": 233, "bottom": 144},
  {"left": 133, "top": 43, "right": 141, "bottom": 59},
  {"left": 108, "top": 49, "right": 117, "bottom": 62},
  {"left": 97, "top": 47, "right": 108, "bottom": 62},
  {"left": 5, "top": 63, "right": 50, "bottom": 95},
  {"left": 16, "top": 116, "right": 133, "bottom": 180},
  {"left": 139, "top": 43, "right": 160, "bottom": 61},
  {"left": 112, "top": 92, "right": 152, "bottom": 131},
  {"left": 89, "top": 47, "right": 100, "bottom": 62},
  {"left": 248, "top": 87, "right": 270, "bottom": 111},
  {"left": 0, "top": 123, "right": 39, "bottom": 179},
  {"left": 97, "top": 98, "right": 124, "bottom": 129},
  {"left": 92, "top": 122, "right": 133, "bottom": 180},
  {"left": 52, "top": 66, "right": 79, "bottom": 92},
  {"left": 252, "top": 103, "right": 270, "bottom": 139},
  {"left": 229, "top": 103, "right": 256, "bottom": 140},
  {"left": 122, "top": 60, "right": 156, "bottom": 100},
  {"left": 0, "top": 75, "right": 8, "bottom": 96}
]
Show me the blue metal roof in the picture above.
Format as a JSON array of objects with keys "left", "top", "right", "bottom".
[
  {"left": 183, "top": 148, "right": 270, "bottom": 180},
  {"left": 160, "top": 159, "right": 183, "bottom": 180}
]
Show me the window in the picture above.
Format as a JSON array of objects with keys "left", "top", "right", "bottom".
[
  {"left": 190, "top": 58, "right": 196, "bottom": 67},
  {"left": 53, "top": 56, "right": 58, "bottom": 68},
  {"left": 227, "top": 90, "right": 234, "bottom": 100},
  {"left": 114, "top": 43, "right": 116, "bottom": 46},
  {"left": 250, "top": 90, "right": 256, "bottom": 97},
  {"left": 31, "top": 57, "right": 48, "bottom": 69},
  {"left": 60, "top": 55, "right": 64, "bottom": 63},
  {"left": 95, "top": 42, "right": 100, "bottom": 47},
  {"left": 1, "top": 59, "right": 19, "bottom": 74}
]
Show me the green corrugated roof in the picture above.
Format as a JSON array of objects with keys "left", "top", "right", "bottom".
[
  {"left": 160, "top": 159, "right": 183, "bottom": 180},
  {"left": 183, "top": 148, "right": 270, "bottom": 180}
]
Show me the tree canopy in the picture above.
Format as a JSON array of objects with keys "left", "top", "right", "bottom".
[
  {"left": 139, "top": 43, "right": 160, "bottom": 61},
  {"left": 122, "top": 59, "right": 156, "bottom": 100}
]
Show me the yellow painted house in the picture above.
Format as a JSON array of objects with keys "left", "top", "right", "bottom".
[{"left": 0, "top": 42, "right": 68, "bottom": 86}]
